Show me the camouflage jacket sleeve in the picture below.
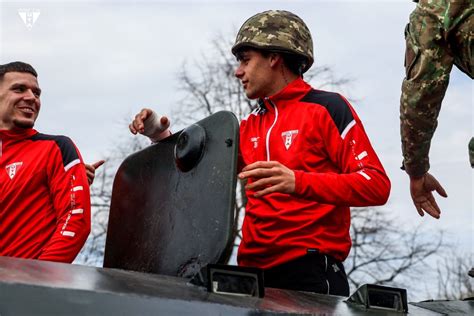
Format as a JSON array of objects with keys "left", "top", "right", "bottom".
[
  {"left": 400, "top": 1, "right": 473, "bottom": 177},
  {"left": 400, "top": 3, "right": 453, "bottom": 177}
]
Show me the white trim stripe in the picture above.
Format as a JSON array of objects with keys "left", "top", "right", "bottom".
[
  {"left": 243, "top": 107, "right": 261, "bottom": 121},
  {"left": 357, "top": 151, "right": 368, "bottom": 160},
  {"left": 72, "top": 186, "right": 83, "bottom": 192},
  {"left": 358, "top": 170, "right": 371, "bottom": 180},
  {"left": 64, "top": 159, "right": 81, "bottom": 172},
  {"left": 266, "top": 99, "right": 279, "bottom": 161},
  {"left": 62, "top": 231, "right": 75, "bottom": 237},
  {"left": 71, "top": 208, "right": 83, "bottom": 214},
  {"left": 341, "top": 120, "right": 356, "bottom": 139}
]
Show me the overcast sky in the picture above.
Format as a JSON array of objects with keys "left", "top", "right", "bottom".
[{"left": 1, "top": 0, "right": 472, "bottom": 297}]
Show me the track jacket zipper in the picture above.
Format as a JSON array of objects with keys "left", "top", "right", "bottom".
[{"left": 264, "top": 98, "right": 278, "bottom": 161}]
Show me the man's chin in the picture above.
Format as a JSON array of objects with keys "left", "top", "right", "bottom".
[
  {"left": 13, "top": 119, "right": 35, "bottom": 129},
  {"left": 245, "top": 91, "right": 258, "bottom": 100}
]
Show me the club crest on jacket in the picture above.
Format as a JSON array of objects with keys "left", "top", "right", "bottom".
[
  {"left": 281, "top": 130, "right": 298, "bottom": 150},
  {"left": 5, "top": 162, "right": 23, "bottom": 179}
]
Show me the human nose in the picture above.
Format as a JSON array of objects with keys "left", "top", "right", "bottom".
[
  {"left": 234, "top": 64, "right": 244, "bottom": 79},
  {"left": 23, "top": 89, "right": 38, "bottom": 101}
]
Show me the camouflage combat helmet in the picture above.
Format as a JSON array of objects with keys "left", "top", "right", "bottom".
[{"left": 231, "top": 10, "right": 314, "bottom": 73}]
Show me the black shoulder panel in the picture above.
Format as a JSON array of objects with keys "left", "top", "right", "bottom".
[
  {"left": 300, "top": 89, "right": 354, "bottom": 135},
  {"left": 30, "top": 133, "right": 79, "bottom": 167}
]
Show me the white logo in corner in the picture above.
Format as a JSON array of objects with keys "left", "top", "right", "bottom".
[
  {"left": 18, "top": 9, "right": 41, "bottom": 30},
  {"left": 6, "top": 162, "right": 23, "bottom": 180},
  {"left": 281, "top": 130, "right": 298, "bottom": 150}
]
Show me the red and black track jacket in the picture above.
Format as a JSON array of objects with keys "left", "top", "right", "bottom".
[
  {"left": 0, "top": 128, "right": 91, "bottom": 263},
  {"left": 238, "top": 78, "right": 390, "bottom": 269}
]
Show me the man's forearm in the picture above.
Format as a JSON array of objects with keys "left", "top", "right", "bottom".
[
  {"left": 400, "top": 78, "right": 449, "bottom": 176},
  {"left": 294, "top": 167, "right": 390, "bottom": 207},
  {"left": 38, "top": 222, "right": 90, "bottom": 263},
  {"left": 40, "top": 159, "right": 91, "bottom": 263}
]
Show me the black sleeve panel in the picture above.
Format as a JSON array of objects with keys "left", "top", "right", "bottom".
[
  {"left": 30, "top": 133, "right": 80, "bottom": 167},
  {"left": 300, "top": 89, "right": 354, "bottom": 135}
]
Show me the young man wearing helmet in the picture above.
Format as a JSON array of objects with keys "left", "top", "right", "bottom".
[{"left": 129, "top": 10, "right": 390, "bottom": 296}]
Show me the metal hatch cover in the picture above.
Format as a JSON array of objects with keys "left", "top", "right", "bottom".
[{"left": 103, "top": 111, "right": 239, "bottom": 278}]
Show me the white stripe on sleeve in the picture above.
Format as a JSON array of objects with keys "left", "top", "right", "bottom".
[
  {"left": 357, "top": 170, "right": 371, "bottom": 180},
  {"left": 341, "top": 120, "right": 356, "bottom": 139},
  {"left": 72, "top": 186, "right": 83, "bottom": 192},
  {"left": 64, "top": 159, "right": 81, "bottom": 172},
  {"left": 357, "top": 151, "right": 368, "bottom": 160}
]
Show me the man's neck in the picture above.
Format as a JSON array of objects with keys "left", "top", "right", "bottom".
[{"left": 266, "top": 73, "right": 300, "bottom": 97}]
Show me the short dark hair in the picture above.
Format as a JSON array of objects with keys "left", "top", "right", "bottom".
[
  {"left": 280, "top": 53, "right": 307, "bottom": 77},
  {"left": 0, "top": 62, "right": 38, "bottom": 81}
]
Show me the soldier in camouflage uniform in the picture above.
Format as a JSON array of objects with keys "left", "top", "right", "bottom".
[{"left": 400, "top": 0, "right": 473, "bottom": 219}]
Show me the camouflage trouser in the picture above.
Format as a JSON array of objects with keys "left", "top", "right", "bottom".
[{"left": 400, "top": 0, "right": 473, "bottom": 176}]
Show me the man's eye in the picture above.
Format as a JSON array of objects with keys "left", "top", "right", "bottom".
[{"left": 14, "top": 87, "right": 26, "bottom": 92}]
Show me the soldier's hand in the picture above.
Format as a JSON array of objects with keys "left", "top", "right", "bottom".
[
  {"left": 85, "top": 160, "right": 105, "bottom": 185},
  {"left": 409, "top": 172, "right": 447, "bottom": 219},
  {"left": 238, "top": 161, "right": 295, "bottom": 198}
]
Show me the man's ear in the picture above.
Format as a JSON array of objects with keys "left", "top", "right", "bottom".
[{"left": 269, "top": 53, "right": 282, "bottom": 68}]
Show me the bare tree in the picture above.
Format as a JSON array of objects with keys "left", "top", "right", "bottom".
[
  {"left": 173, "top": 34, "right": 254, "bottom": 126},
  {"left": 433, "top": 250, "right": 474, "bottom": 300},
  {"left": 346, "top": 207, "right": 445, "bottom": 291}
]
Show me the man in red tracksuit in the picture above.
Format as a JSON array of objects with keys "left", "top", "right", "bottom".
[
  {"left": 0, "top": 62, "right": 90, "bottom": 263},
  {"left": 128, "top": 10, "right": 390, "bottom": 296},
  {"left": 231, "top": 10, "right": 390, "bottom": 296}
]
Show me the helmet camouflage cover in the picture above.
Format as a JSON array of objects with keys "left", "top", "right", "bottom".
[{"left": 231, "top": 10, "right": 314, "bottom": 73}]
